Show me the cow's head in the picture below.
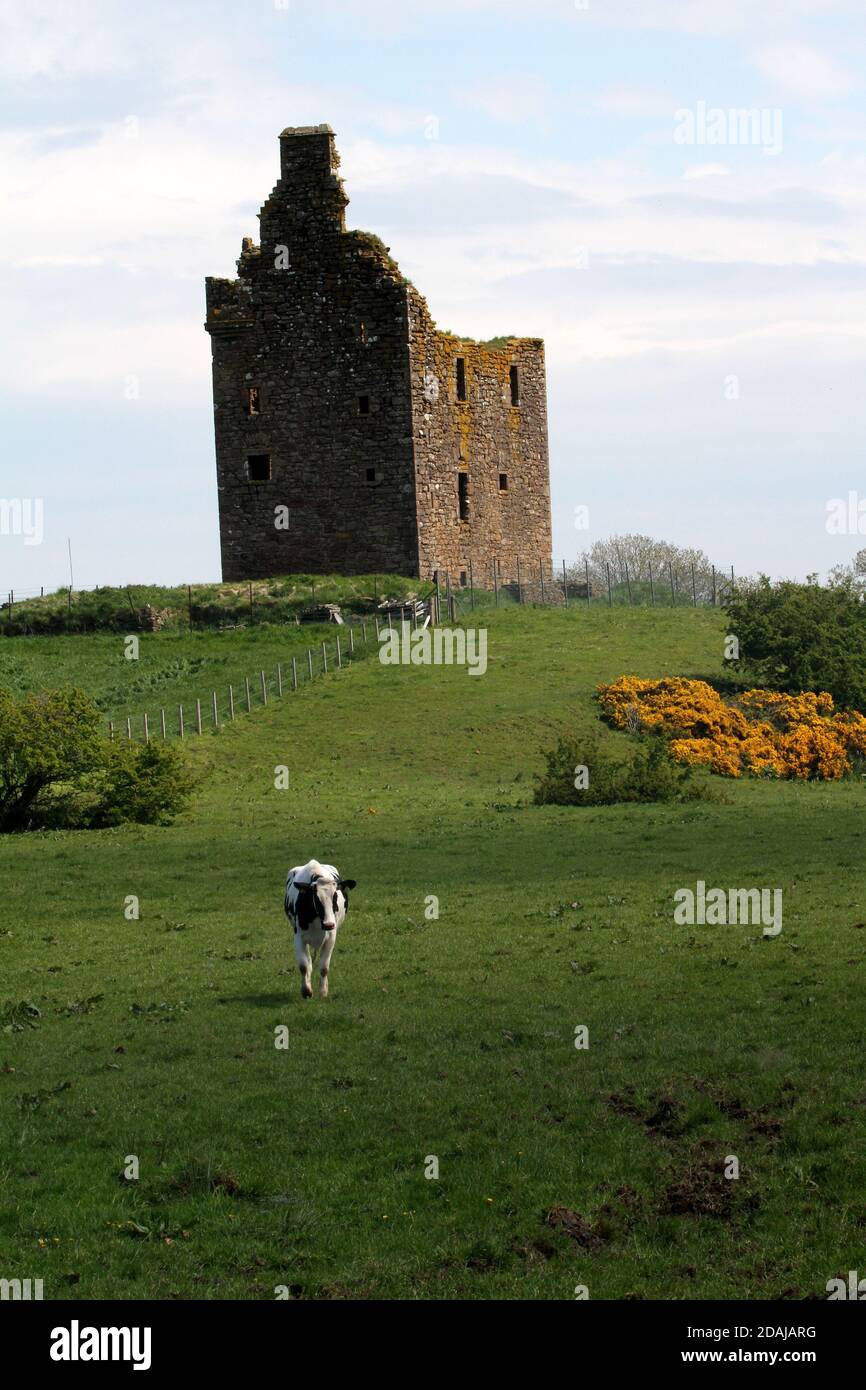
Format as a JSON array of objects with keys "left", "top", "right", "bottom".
[{"left": 298, "top": 873, "right": 358, "bottom": 931}]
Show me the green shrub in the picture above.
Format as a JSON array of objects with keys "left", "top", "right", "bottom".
[
  {"left": 0, "top": 687, "right": 103, "bottom": 831},
  {"left": 534, "top": 733, "right": 707, "bottom": 807},
  {"left": 534, "top": 735, "right": 624, "bottom": 806},
  {"left": 725, "top": 576, "right": 866, "bottom": 711},
  {"left": 0, "top": 686, "right": 195, "bottom": 832},
  {"left": 86, "top": 740, "right": 196, "bottom": 828}
]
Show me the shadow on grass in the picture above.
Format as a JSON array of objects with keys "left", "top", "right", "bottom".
[{"left": 216, "top": 993, "right": 291, "bottom": 1007}]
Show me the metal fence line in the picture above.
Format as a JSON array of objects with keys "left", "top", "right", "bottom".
[{"left": 102, "top": 603, "right": 426, "bottom": 744}]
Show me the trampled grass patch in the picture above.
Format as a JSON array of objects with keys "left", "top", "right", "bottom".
[{"left": 1, "top": 605, "right": 865, "bottom": 1299}]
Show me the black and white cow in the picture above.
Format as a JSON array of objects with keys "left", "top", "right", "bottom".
[{"left": 284, "top": 859, "right": 357, "bottom": 999}]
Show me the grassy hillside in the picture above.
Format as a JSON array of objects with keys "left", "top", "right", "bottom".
[
  {"left": 0, "top": 624, "right": 367, "bottom": 730},
  {"left": 1, "top": 573, "right": 431, "bottom": 636},
  {"left": 1, "top": 605, "right": 865, "bottom": 1300}
]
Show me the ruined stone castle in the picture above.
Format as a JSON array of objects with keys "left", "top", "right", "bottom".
[{"left": 205, "top": 125, "right": 552, "bottom": 583}]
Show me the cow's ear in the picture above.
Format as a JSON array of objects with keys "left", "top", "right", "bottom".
[{"left": 341, "top": 879, "right": 357, "bottom": 891}]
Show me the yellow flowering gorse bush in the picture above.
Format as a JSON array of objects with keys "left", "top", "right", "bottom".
[{"left": 596, "top": 677, "right": 866, "bottom": 780}]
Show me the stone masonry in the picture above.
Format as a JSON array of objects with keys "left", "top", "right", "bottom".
[{"left": 205, "top": 126, "right": 552, "bottom": 584}]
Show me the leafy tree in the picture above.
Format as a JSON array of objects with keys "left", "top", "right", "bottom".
[
  {"left": 724, "top": 576, "right": 866, "bottom": 711},
  {"left": 0, "top": 687, "right": 103, "bottom": 832},
  {"left": 0, "top": 686, "right": 195, "bottom": 832},
  {"left": 569, "top": 534, "right": 728, "bottom": 604}
]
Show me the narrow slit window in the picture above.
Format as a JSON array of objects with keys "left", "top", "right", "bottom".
[
  {"left": 509, "top": 365, "right": 520, "bottom": 406},
  {"left": 359, "top": 321, "right": 367, "bottom": 344},
  {"left": 499, "top": 473, "right": 508, "bottom": 492},
  {"left": 458, "top": 471, "right": 469, "bottom": 522},
  {"left": 459, "top": 570, "right": 467, "bottom": 587},
  {"left": 456, "top": 357, "right": 466, "bottom": 402},
  {"left": 247, "top": 454, "right": 271, "bottom": 482},
  {"left": 358, "top": 394, "right": 370, "bottom": 415},
  {"left": 365, "top": 467, "right": 382, "bottom": 483},
  {"left": 245, "top": 386, "right": 261, "bottom": 416}
]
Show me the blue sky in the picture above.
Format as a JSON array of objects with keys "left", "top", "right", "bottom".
[{"left": 2, "top": 0, "right": 866, "bottom": 594}]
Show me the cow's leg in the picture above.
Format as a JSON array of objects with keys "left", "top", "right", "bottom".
[
  {"left": 318, "top": 932, "right": 337, "bottom": 998},
  {"left": 294, "top": 931, "right": 313, "bottom": 999}
]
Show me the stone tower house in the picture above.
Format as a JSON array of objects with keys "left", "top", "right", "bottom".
[{"left": 205, "top": 126, "right": 552, "bottom": 583}]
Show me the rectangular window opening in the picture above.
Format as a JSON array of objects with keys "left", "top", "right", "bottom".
[
  {"left": 509, "top": 365, "right": 520, "bottom": 407},
  {"left": 458, "top": 471, "right": 469, "bottom": 522},
  {"left": 456, "top": 357, "right": 466, "bottom": 402},
  {"left": 358, "top": 394, "right": 371, "bottom": 415},
  {"left": 245, "top": 386, "right": 261, "bottom": 416},
  {"left": 499, "top": 473, "right": 509, "bottom": 492},
  {"left": 247, "top": 454, "right": 271, "bottom": 482},
  {"left": 359, "top": 321, "right": 367, "bottom": 344},
  {"left": 365, "top": 466, "right": 382, "bottom": 484}
]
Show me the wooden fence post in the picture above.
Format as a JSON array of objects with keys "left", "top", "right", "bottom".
[
  {"left": 160, "top": 708, "right": 166, "bottom": 740},
  {"left": 108, "top": 720, "right": 115, "bottom": 741},
  {"left": 336, "top": 634, "right": 342, "bottom": 667},
  {"left": 349, "top": 626, "right": 355, "bottom": 655},
  {"left": 362, "top": 621, "right": 368, "bottom": 645},
  {"left": 322, "top": 641, "right": 328, "bottom": 673},
  {"left": 245, "top": 677, "right": 252, "bottom": 713},
  {"left": 260, "top": 670, "right": 267, "bottom": 705},
  {"left": 179, "top": 705, "right": 184, "bottom": 739},
  {"left": 126, "top": 717, "right": 132, "bottom": 740},
  {"left": 212, "top": 690, "right": 219, "bottom": 728},
  {"left": 277, "top": 663, "right": 283, "bottom": 696},
  {"left": 228, "top": 685, "right": 235, "bottom": 720},
  {"left": 196, "top": 699, "right": 202, "bottom": 735},
  {"left": 143, "top": 712, "right": 149, "bottom": 743},
  {"left": 307, "top": 649, "right": 313, "bottom": 681},
  {"left": 292, "top": 657, "right": 298, "bottom": 690}
]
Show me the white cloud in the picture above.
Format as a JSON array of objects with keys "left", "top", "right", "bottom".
[
  {"left": 752, "top": 43, "right": 857, "bottom": 100},
  {"left": 682, "top": 163, "right": 730, "bottom": 180}
]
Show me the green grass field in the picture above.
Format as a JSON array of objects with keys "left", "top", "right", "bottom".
[
  {"left": 2, "top": 604, "right": 865, "bottom": 1300},
  {"left": 0, "top": 623, "right": 366, "bottom": 731}
]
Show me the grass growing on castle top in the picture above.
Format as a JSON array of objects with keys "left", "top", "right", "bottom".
[{"left": 1, "top": 603, "right": 865, "bottom": 1300}]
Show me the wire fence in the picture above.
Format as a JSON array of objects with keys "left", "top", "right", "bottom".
[
  {"left": 106, "top": 604, "right": 427, "bottom": 744},
  {"left": 430, "top": 558, "right": 737, "bottom": 616}
]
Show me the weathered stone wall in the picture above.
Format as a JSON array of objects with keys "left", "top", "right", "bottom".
[
  {"left": 406, "top": 286, "right": 552, "bottom": 585},
  {"left": 206, "top": 126, "right": 418, "bottom": 580},
  {"left": 206, "top": 126, "right": 551, "bottom": 584}
]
